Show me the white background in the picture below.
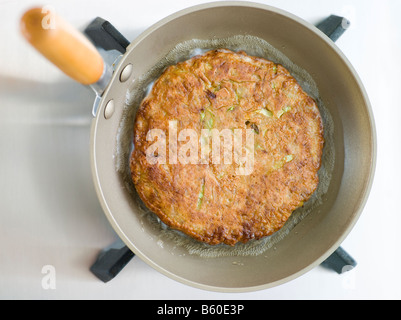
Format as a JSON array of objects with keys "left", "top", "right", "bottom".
[{"left": 0, "top": 0, "right": 400, "bottom": 300}]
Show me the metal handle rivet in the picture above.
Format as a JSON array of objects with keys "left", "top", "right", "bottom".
[
  {"left": 104, "top": 100, "right": 115, "bottom": 119},
  {"left": 120, "top": 64, "right": 133, "bottom": 82}
]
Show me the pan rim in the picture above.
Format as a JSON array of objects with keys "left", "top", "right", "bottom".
[{"left": 90, "top": 1, "right": 377, "bottom": 292}]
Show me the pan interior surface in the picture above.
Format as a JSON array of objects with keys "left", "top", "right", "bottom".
[
  {"left": 118, "top": 35, "right": 334, "bottom": 256},
  {"left": 91, "top": 2, "right": 375, "bottom": 291}
]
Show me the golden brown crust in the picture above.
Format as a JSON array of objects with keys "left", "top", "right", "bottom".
[{"left": 130, "top": 49, "right": 324, "bottom": 246}]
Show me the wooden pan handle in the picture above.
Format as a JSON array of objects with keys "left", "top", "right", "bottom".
[{"left": 20, "top": 7, "right": 104, "bottom": 85}]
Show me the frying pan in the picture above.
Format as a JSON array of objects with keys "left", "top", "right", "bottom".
[{"left": 20, "top": 1, "right": 376, "bottom": 292}]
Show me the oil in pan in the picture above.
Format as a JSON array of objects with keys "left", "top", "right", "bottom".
[{"left": 116, "top": 35, "right": 335, "bottom": 258}]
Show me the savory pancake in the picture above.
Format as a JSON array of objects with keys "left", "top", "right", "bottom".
[{"left": 130, "top": 49, "right": 324, "bottom": 246}]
